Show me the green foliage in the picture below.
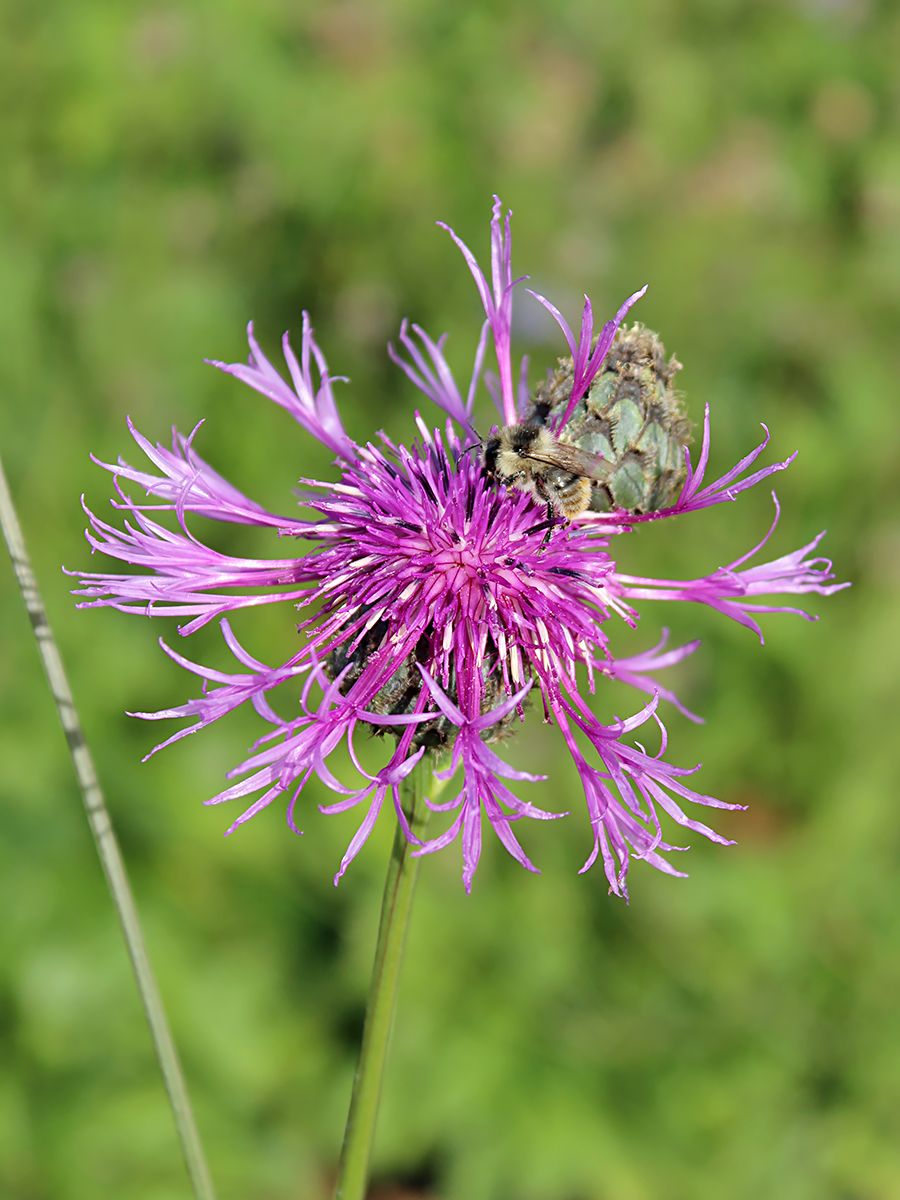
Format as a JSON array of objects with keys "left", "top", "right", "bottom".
[{"left": 1, "top": 0, "right": 897, "bottom": 1196}]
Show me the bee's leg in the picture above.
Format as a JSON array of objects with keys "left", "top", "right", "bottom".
[
  {"left": 543, "top": 500, "right": 556, "bottom": 544},
  {"left": 523, "top": 512, "right": 558, "bottom": 543},
  {"left": 528, "top": 475, "right": 559, "bottom": 546}
]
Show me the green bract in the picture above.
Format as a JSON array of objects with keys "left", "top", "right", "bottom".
[{"left": 533, "top": 323, "right": 691, "bottom": 513}]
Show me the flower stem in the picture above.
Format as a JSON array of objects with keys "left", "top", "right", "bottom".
[
  {"left": 334, "top": 757, "right": 434, "bottom": 1200},
  {"left": 0, "top": 455, "right": 217, "bottom": 1200}
]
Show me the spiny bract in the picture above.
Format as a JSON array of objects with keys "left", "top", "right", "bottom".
[{"left": 533, "top": 322, "right": 690, "bottom": 513}]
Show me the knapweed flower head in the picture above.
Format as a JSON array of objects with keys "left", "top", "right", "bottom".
[{"left": 72, "top": 198, "right": 845, "bottom": 897}]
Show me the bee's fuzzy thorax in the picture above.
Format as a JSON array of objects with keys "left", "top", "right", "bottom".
[{"left": 494, "top": 424, "right": 545, "bottom": 480}]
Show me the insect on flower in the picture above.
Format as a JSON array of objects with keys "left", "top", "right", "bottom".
[
  {"left": 482, "top": 424, "right": 598, "bottom": 524},
  {"left": 71, "top": 197, "right": 846, "bottom": 897},
  {"left": 481, "top": 324, "right": 690, "bottom": 533}
]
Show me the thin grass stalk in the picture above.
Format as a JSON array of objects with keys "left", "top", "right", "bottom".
[{"left": 0, "top": 454, "right": 216, "bottom": 1200}]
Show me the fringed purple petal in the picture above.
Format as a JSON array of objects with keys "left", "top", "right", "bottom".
[
  {"left": 439, "top": 196, "right": 525, "bottom": 425},
  {"left": 410, "top": 665, "right": 565, "bottom": 889},
  {"left": 600, "top": 631, "right": 704, "bottom": 724},
  {"left": 609, "top": 408, "right": 800, "bottom": 529},
  {"left": 388, "top": 320, "right": 479, "bottom": 431},
  {"left": 130, "top": 622, "right": 310, "bottom": 758},
  {"left": 615, "top": 495, "right": 848, "bottom": 641},
  {"left": 528, "top": 285, "right": 648, "bottom": 432},
  {"left": 69, "top": 496, "right": 314, "bottom": 632},
  {"left": 91, "top": 418, "right": 309, "bottom": 530},
  {"left": 209, "top": 314, "right": 357, "bottom": 462}
]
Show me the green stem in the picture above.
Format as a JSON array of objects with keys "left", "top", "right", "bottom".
[
  {"left": 0, "top": 455, "right": 216, "bottom": 1200},
  {"left": 334, "top": 757, "right": 434, "bottom": 1200}
]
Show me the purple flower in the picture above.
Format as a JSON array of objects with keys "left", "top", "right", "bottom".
[{"left": 71, "top": 198, "right": 846, "bottom": 897}]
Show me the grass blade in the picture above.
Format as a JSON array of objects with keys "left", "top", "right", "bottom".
[{"left": 0, "top": 453, "right": 217, "bottom": 1200}]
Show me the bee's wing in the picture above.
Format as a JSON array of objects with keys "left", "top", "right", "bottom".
[{"left": 525, "top": 443, "right": 614, "bottom": 481}]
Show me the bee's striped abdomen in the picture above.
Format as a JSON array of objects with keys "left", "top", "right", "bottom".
[{"left": 556, "top": 475, "right": 592, "bottom": 518}]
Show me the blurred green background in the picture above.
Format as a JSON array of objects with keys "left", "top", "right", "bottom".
[{"left": 1, "top": 1, "right": 898, "bottom": 1197}]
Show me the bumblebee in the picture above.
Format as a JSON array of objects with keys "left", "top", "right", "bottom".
[{"left": 482, "top": 424, "right": 606, "bottom": 520}]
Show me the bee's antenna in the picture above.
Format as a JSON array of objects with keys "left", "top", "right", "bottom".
[{"left": 457, "top": 427, "right": 484, "bottom": 463}]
